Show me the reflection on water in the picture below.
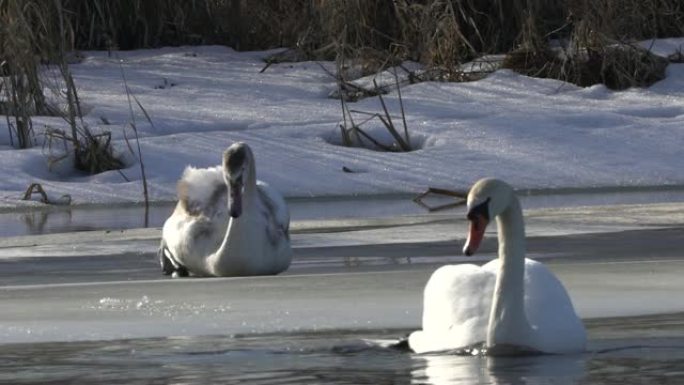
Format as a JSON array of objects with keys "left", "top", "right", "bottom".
[
  {"left": 2, "top": 320, "right": 684, "bottom": 385},
  {"left": 8, "top": 204, "right": 173, "bottom": 236},
  {"left": 21, "top": 210, "right": 53, "bottom": 234},
  {"left": 411, "top": 354, "right": 586, "bottom": 385}
]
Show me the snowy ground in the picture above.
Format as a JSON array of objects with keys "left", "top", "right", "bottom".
[{"left": 1, "top": 39, "right": 684, "bottom": 208}]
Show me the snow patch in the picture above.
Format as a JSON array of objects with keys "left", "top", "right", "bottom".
[{"left": 0, "top": 40, "right": 684, "bottom": 207}]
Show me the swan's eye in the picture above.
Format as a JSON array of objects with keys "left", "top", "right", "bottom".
[
  {"left": 226, "top": 145, "right": 247, "bottom": 174},
  {"left": 467, "top": 198, "right": 490, "bottom": 221}
]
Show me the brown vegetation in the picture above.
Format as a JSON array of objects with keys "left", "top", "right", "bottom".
[{"left": 2, "top": 0, "right": 681, "bottom": 84}]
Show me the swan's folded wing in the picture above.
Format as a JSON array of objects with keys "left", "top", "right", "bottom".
[
  {"left": 257, "top": 181, "right": 290, "bottom": 244},
  {"left": 522, "top": 259, "right": 587, "bottom": 353},
  {"left": 409, "top": 264, "right": 493, "bottom": 353},
  {"left": 177, "top": 166, "right": 226, "bottom": 217}
]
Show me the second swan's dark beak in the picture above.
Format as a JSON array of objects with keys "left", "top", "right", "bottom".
[
  {"left": 463, "top": 214, "right": 488, "bottom": 256},
  {"left": 229, "top": 176, "right": 243, "bottom": 218}
]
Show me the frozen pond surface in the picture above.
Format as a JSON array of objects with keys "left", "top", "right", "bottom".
[
  {"left": 0, "top": 197, "right": 683, "bottom": 384},
  {"left": 2, "top": 229, "right": 684, "bottom": 343}
]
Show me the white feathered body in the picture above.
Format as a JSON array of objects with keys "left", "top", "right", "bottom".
[
  {"left": 409, "top": 258, "right": 586, "bottom": 354},
  {"left": 162, "top": 165, "right": 292, "bottom": 277}
]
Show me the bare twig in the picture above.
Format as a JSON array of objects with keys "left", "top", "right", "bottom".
[
  {"left": 354, "top": 126, "right": 397, "bottom": 152},
  {"left": 120, "top": 62, "right": 150, "bottom": 227},
  {"left": 21, "top": 182, "right": 72, "bottom": 205},
  {"left": 393, "top": 66, "right": 410, "bottom": 146},
  {"left": 413, "top": 187, "right": 468, "bottom": 212},
  {"left": 22, "top": 183, "right": 49, "bottom": 203},
  {"left": 374, "top": 79, "right": 410, "bottom": 151}
]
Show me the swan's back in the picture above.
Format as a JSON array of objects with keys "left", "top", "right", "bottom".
[
  {"left": 410, "top": 259, "right": 586, "bottom": 354},
  {"left": 257, "top": 181, "right": 290, "bottom": 239},
  {"left": 409, "top": 264, "right": 496, "bottom": 353},
  {"left": 176, "top": 166, "right": 227, "bottom": 217},
  {"left": 162, "top": 166, "right": 229, "bottom": 274},
  {"left": 514, "top": 259, "right": 586, "bottom": 353},
  {"left": 249, "top": 181, "right": 292, "bottom": 274}
]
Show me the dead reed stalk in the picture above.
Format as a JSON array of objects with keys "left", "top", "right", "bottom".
[{"left": 120, "top": 63, "right": 151, "bottom": 227}]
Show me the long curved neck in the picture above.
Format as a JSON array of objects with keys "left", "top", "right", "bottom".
[
  {"left": 242, "top": 153, "right": 257, "bottom": 207},
  {"left": 487, "top": 194, "right": 531, "bottom": 347},
  {"left": 207, "top": 153, "right": 257, "bottom": 275}
]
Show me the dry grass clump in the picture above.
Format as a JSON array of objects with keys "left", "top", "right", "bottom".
[
  {"left": 43, "top": 60, "right": 124, "bottom": 175},
  {"left": 4, "top": 0, "right": 682, "bottom": 89},
  {"left": 503, "top": 0, "right": 673, "bottom": 89},
  {"left": 567, "top": 0, "right": 684, "bottom": 41},
  {"left": 63, "top": 0, "right": 227, "bottom": 50},
  {"left": 1, "top": 0, "right": 124, "bottom": 174},
  {"left": 73, "top": 132, "right": 123, "bottom": 174},
  {"left": 394, "top": 0, "right": 564, "bottom": 65},
  {"left": 307, "top": 0, "right": 680, "bottom": 87},
  {"left": 503, "top": 43, "right": 668, "bottom": 90},
  {"left": 590, "top": 45, "right": 668, "bottom": 89},
  {"left": 311, "top": 1, "right": 398, "bottom": 56},
  {"left": 338, "top": 72, "right": 414, "bottom": 153},
  {"left": 669, "top": 49, "right": 684, "bottom": 63},
  {"left": 0, "top": 0, "right": 54, "bottom": 148},
  {"left": 61, "top": 0, "right": 315, "bottom": 51},
  {"left": 393, "top": 0, "right": 473, "bottom": 73},
  {"left": 45, "top": 127, "right": 124, "bottom": 174}
]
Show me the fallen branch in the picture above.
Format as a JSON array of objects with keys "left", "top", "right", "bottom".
[
  {"left": 413, "top": 187, "right": 467, "bottom": 212},
  {"left": 22, "top": 182, "right": 72, "bottom": 205}
]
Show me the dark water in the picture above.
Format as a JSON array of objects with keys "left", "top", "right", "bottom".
[{"left": 2, "top": 314, "right": 684, "bottom": 385}]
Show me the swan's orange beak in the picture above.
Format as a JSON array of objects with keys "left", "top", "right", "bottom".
[{"left": 463, "top": 214, "right": 488, "bottom": 256}]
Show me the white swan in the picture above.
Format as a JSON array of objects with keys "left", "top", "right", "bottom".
[
  {"left": 409, "top": 178, "right": 586, "bottom": 355},
  {"left": 158, "top": 142, "right": 292, "bottom": 277}
]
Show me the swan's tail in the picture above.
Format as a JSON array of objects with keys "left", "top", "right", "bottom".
[{"left": 158, "top": 239, "right": 189, "bottom": 277}]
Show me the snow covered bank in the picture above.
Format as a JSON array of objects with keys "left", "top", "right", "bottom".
[{"left": 1, "top": 41, "right": 683, "bottom": 208}]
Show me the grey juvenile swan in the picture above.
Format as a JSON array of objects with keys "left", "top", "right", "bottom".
[{"left": 159, "top": 142, "right": 292, "bottom": 277}]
